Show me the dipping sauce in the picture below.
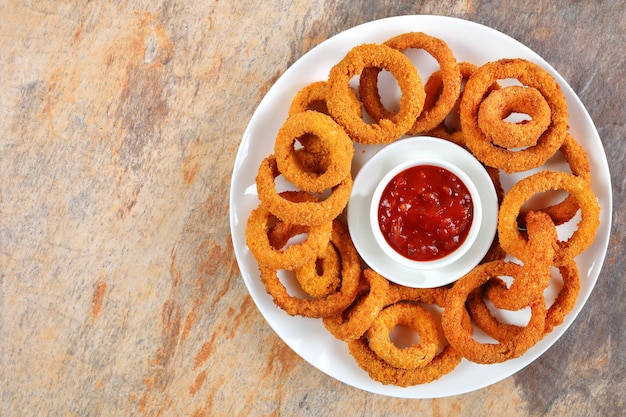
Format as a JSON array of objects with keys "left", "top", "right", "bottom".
[{"left": 377, "top": 164, "right": 474, "bottom": 262}]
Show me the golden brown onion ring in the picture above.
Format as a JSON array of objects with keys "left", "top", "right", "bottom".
[
  {"left": 258, "top": 219, "right": 361, "bottom": 318},
  {"left": 367, "top": 302, "right": 439, "bottom": 369},
  {"left": 288, "top": 80, "right": 362, "bottom": 118},
  {"left": 327, "top": 43, "right": 425, "bottom": 144},
  {"left": 426, "top": 61, "right": 500, "bottom": 148},
  {"left": 484, "top": 211, "right": 557, "bottom": 310},
  {"left": 267, "top": 217, "right": 340, "bottom": 298},
  {"left": 255, "top": 156, "right": 352, "bottom": 226},
  {"left": 294, "top": 242, "right": 342, "bottom": 298},
  {"left": 441, "top": 260, "right": 547, "bottom": 364},
  {"left": 358, "top": 32, "right": 461, "bottom": 135},
  {"left": 273, "top": 110, "right": 353, "bottom": 193},
  {"left": 287, "top": 81, "right": 360, "bottom": 174},
  {"left": 348, "top": 338, "right": 462, "bottom": 387},
  {"left": 288, "top": 80, "right": 331, "bottom": 115},
  {"left": 520, "top": 133, "right": 592, "bottom": 227},
  {"left": 323, "top": 269, "right": 390, "bottom": 342},
  {"left": 477, "top": 85, "right": 552, "bottom": 149},
  {"left": 246, "top": 195, "right": 332, "bottom": 271},
  {"left": 498, "top": 171, "right": 600, "bottom": 266},
  {"left": 345, "top": 279, "right": 467, "bottom": 385},
  {"left": 467, "top": 258, "right": 580, "bottom": 341},
  {"left": 460, "top": 58, "right": 568, "bottom": 173}
]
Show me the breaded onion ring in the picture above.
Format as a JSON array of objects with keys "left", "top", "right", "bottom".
[
  {"left": 542, "top": 260, "right": 581, "bottom": 335},
  {"left": 258, "top": 219, "right": 361, "bottom": 318},
  {"left": 346, "top": 279, "right": 466, "bottom": 385},
  {"left": 323, "top": 269, "right": 390, "bottom": 342},
  {"left": 525, "top": 133, "right": 592, "bottom": 226},
  {"left": 246, "top": 196, "right": 332, "bottom": 271},
  {"left": 274, "top": 110, "right": 353, "bottom": 193},
  {"left": 288, "top": 80, "right": 362, "bottom": 118},
  {"left": 477, "top": 86, "right": 552, "bottom": 149},
  {"left": 255, "top": 156, "right": 352, "bottom": 226},
  {"left": 348, "top": 338, "right": 462, "bottom": 387},
  {"left": 295, "top": 242, "right": 342, "bottom": 298},
  {"left": 467, "top": 259, "right": 580, "bottom": 340},
  {"left": 460, "top": 58, "right": 568, "bottom": 173},
  {"left": 426, "top": 61, "right": 500, "bottom": 148},
  {"left": 358, "top": 32, "right": 461, "bottom": 135},
  {"left": 267, "top": 218, "right": 340, "bottom": 298},
  {"left": 484, "top": 211, "right": 557, "bottom": 310},
  {"left": 327, "top": 43, "right": 425, "bottom": 144},
  {"left": 286, "top": 82, "right": 360, "bottom": 175},
  {"left": 367, "top": 302, "right": 439, "bottom": 369},
  {"left": 289, "top": 80, "right": 331, "bottom": 115},
  {"left": 268, "top": 219, "right": 342, "bottom": 298},
  {"left": 441, "top": 260, "right": 547, "bottom": 364},
  {"left": 498, "top": 171, "right": 600, "bottom": 266},
  {"left": 383, "top": 282, "right": 448, "bottom": 307}
]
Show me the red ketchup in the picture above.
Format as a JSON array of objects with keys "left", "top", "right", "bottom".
[{"left": 377, "top": 164, "right": 473, "bottom": 262}]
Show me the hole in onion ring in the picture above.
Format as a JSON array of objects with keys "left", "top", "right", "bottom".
[
  {"left": 372, "top": 69, "right": 402, "bottom": 114},
  {"left": 278, "top": 270, "right": 316, "bottom": 299},
  {"left": 389, "top": 324, "right": 422, "bottom": 349},
  {"left": 503, "top": 112, "right": 532, "bottom": 124}
]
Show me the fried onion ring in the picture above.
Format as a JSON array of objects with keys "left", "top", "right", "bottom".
[
  {"left": 258, "top": 219, "right": 361, "bottom": 318},
  {"left": 484, "top": 211, "right": 557, "bottom": 310},
  {"left": 426, "top": 61, "right": 500, "bottom": 148},
  {"left": 274, "top": 110, "right": 353, "bottom": 193},
  {"left": 323, "top": 269, "right": 390, "bottom": 342},
  {"left": 348, "top": 337, "right": 462, "bottom": 387},
  {"left": 268, "top": 218, "right": 342, "bottom": 298},
  {"left": 246, "top": 195, "right": 332, "bottom": 271},
  {"left": 498, "top": 171, "right": 600, "bottom": 266},
  {"left": 295, "top": 242, "right": 342, "bottom": 298},
  {"left": 288, "top": 80, "right": 362, "bottom": 118},
  {"left": 288, "top": 80, "right": 331, "bottom": 115},
  {"left": 460, "top": 58, "right": 568, "bottom": 173},
  {"left": 255, "top": 156, "right": 352, "bottom": 226},
  {"left": 366, "top": 302, "right": 439, "bottom": 369},
  {"left": 384, "top": 282, "right": 448, "bottom": 307},
  {"left": 287, "top": 82, "right": 361, "bottom": 175},
  {"left": 267, "top": 217, "right": 340, "bottom": 298},
  {"left": 467, "top": 259, "right": 580, "bottom": 341},
  {"left": 358, "top": 32, "right": 461, "bottom": 135},
  {"left": 327, "top": 43, "right": 425, "bottom": 144},
  {"left": 345, "top": 280, "right": 468, "bottom": 385},
  {"left": 441, "top": 260, "right": 547, "bottom": 364},
  {"left": 542, "top": 260, "right": 581, "bottom": 335},
  {"left": 477, "top": 86, "right": 552, "bottom": 149},
  {"left": 521, "top": 133, "right": 592, "bottom": 227}
]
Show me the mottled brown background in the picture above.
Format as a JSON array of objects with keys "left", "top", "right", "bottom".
[{"left": 1, "top": 1, "right": 624, "bottom": 416}]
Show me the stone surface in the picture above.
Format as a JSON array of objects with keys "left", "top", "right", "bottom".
[{"left": 1, "top": 1, "right": 624, "bottom": 416}]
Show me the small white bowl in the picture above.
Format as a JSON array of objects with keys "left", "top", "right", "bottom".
[
  {"left": 347, "top": 136, "right": 498, "bottom": 288},
  {"left": 369, "top": 158, "right": 483, "bottom": 270}
]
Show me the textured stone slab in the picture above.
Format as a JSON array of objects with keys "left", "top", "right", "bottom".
[{"left": 1, "top": 1, "right": 624, "bottom": 416}]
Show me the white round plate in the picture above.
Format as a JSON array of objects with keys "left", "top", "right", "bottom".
[
  {"left": 348, "top": 136, "right": 499, "bottom": 288},
  {"left": 229, "top": 15, "right": 612, "bottom": 398}
]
